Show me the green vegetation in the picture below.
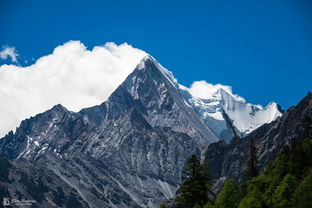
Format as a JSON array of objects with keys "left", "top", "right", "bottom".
[
  {"left": 213, "top": 138, "right": 311, "bottom": 208},
  {"left": 166, "top": 138, "right": 311, "bottom": 208},
  {"left": 206, "top": 138, "right": 311, "bottom": 208}
]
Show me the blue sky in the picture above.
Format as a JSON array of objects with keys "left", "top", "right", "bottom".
[{"left": 0, "top": 0, "right": 311, "bottom": 109}]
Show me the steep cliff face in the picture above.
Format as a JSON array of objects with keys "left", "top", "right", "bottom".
[{"left": 205, "top": 92, "right": 312, "bottom": 183}]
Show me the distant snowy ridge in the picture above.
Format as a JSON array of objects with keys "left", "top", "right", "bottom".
[{"left": 179, "top": 81, "right": 283, "bottom": 142}]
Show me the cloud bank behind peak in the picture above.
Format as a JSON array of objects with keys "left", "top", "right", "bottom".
[{"left": 0, "top": 41, "right": 147, "bottom": 137}]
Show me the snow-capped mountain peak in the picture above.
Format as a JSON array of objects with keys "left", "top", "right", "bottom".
[
  {"left": 137, "top": 55, "right": 178, "bottom": 87},
  {"left": 179, "top": 81, "right": 283, "bottom": 142}
]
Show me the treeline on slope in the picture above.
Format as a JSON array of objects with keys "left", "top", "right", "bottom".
[{"left": 160, "top": 118, "right": 312, "bottom": 208}]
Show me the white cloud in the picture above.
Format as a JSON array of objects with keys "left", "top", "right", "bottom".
[
  {"left": 0, "top": 46, "right": 19, "bottom": 63},
  {"left": 0, "top": 41, "right": 146, "bottom": 137},
  {"left": 188, "top": 80, "right": 245, "bottom": 101}
]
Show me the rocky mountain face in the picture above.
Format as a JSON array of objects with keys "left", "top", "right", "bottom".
[
  {"left": 205, "top": 92, "right": 312, "bottom": 184},
  {"left": 79, "top": 56, "right": 219, "bottom": 146},
  {"left": 0, "top": 56, "right": 284, "bottom": 207},
  {"left": 0, "top": 157, "right": 89, "bottom": 208},
  {"left": 0, "top": 104, "right": 92, "bottom": 161}
]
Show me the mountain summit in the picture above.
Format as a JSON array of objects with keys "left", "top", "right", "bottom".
[{"left": 79, "top": 56, "right": 219, "bottom": 145}]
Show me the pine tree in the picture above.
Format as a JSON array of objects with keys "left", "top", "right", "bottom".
[
  {"left": 175, "top": 154, "right": 213, "bottom": 208},
  {"left": 214, "top": 179, "right": 240, "bottom": 208},
  {"left": 245, "top": 139, "right": 259, "bottom": 180}
]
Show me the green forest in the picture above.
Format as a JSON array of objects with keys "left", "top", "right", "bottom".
[{"left": 160, "top": 136, "right": 312, "bottom": 208}]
